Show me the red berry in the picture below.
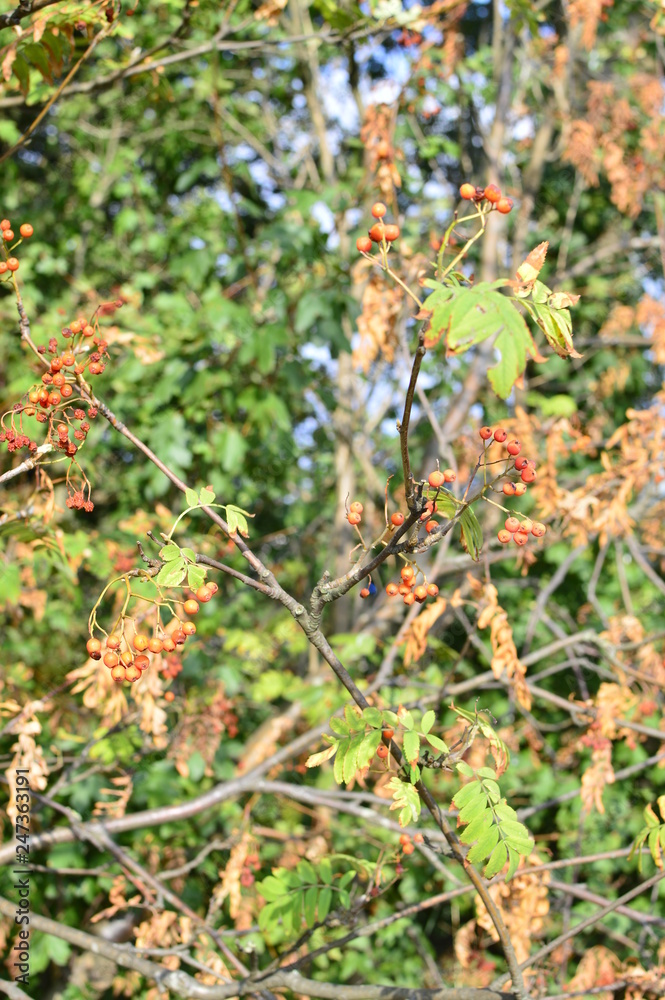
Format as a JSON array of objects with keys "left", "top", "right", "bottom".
[
  {"left": 7, "top": 258, "right": 19, "bottom": 272},
  {"left": 347, "top": 511, "right": 362, "bottom": 525},
  {"left": 399, "top": 834, "right": 411, "bottom": 846},
  {"left": 3, "top": 229, "right": 14, "bottom": 241},
  {"left": 479, "top": 426, "right": 493, "bottom": 440},
  {"left": 61, "top": 384, "right": 73, "bottom": 398},
  {"left": 371, "top": 202, "right": 387, "bottom": 218},
  {"left": 183, "top": 599, "right": 199, "bottom": 615},
  {"left": 383, "top": 223, "right": 400, "bottom": 242},
  {"left": 391, "top": 512, "right": 405, "bottom": 526},
  {"left": 48, "top": 392, "right": 61, "bottom": 406},
  {"left": 172, "top": 629, "right": 187, "bottom": 645},
  {"left": 164, "top": 690, "right": 175, "bottom": 702},
  {"left": 504, "top": 517, "right": 520, "bottom": 533},
  {"left": 360, "top": 587, "right": 370, "bottom": 598},
  {"left": 484, "top": 184, "right": 502, "bottom": 204},
  {"left": 377, "top": 745, "right": 389, "bottom": 759},
  {"left": 514, "top": 457, "right": 529, "bottom": 470},
  {"left": 425, "top": 520, "right": 438, "bottom": 533},
  {"left": 497, "top": 529, "right": 512, "bottom": 544},
  {"left": 368, "top": 222, "right": 386, "bottom": 242},
  {"left": 442, "top": 468, "right": 456, "bottom": 482},
  {"left": 426, "top": 583, "right": 439, "bottom": 596},
  {"left": 532, "top": 522, "right": 547, "bottom": 537},
  {"left": 506, "top": 440, "right": 521, "bottom": 456},
  {"left": 502, "top": 482, "right": 516, "bottom": 496},
  {"left": 382, "top": 727, "right": 394, "bottom": 739},
  {"left": 356, "top": 236, "right": 373, "bottom": 253},
  {"left": 428, "top": 470, "right": 445, "bottom": 488},
  {"left": 196, "top": 585, "right": 213, "bottom": 602},
  {"left": 134, "top": 654, "right": 150, "bottom": 671},
  {"left": 386, "top": 583, "right": 399, "bottom": 596},
  {"left": 496, "top": 197, "right": 513, "bottom": 214},
  {"left": 521, "top": 467, "right": 537, "bottom": 483},
  {"left": 513, "top": 531, "right": 529, "bottom": 546},
  {"left": 402, "top": 842, "right": 415, "bottom": 855},
  {"left": 19, "top": 223, "right": 33, "bottom": 238},
  {"left": 459, "top": 183, "right": 475, "bottom": 200},
  {"left": 493, "top": 427, "right": 507, "bottom": 442},
  {"left": 0, "top": 219, "right": 10, "bottom": 230}
]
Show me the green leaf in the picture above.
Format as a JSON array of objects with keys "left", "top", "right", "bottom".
[
  {"left": 318, "top": 886, "right": 332, "bottom": 923},
  {"left": 333, "top": 738, "right": 348, "bottom": 784},
  {"left": 338, "top": 870, "right": 355, "bottom": 890},
  {"left": 296, "top": 859, "right": 316, "bottom": 884},
  {"left": 403, "top": 730, "right": 420, "bottom": 765},
  {"left": 506, "top": 846, "right": 521, "bottom": 882},
  {"left": 330, "top": 717, "right": 350, "bottom": 736},
  {"left": 426, "top": 733, "right": 449, "bottom": 753},
  {"left": 460, "top": 810, "right": 493, "bottom": 846},
  {"left": 185, "top": 487, "right": 199, "bottom": 507},
  {"left": 358, "top": 729, "right": 382, "bottom": 769},
  {"left": 362, "top": 707, "right": 382, "bottom": 727},
  {"left": 399, "top": 710, "right": 414, "bottom": 731},
  {"left": 452, "top": 780, "right": 483, "bottom": 810},
  {"left": 226, "top": 503, "right": 252, "bottom": 538},
  {"left": 342, "top": 733, "right": 365, "bottom": 783},
  {"left": 458, "top": 794, "right": 490, "bottom": 825},
  {"left": 154, "top": 560, "right": 186, "bottom": 587},
  {"left": 466, "top": 824, "right": 500, "bottom": 864},
  {"left": 199, "top": 487, "right": 216, "bottom": 504},
  {"left": 484, "top": 840, "right": 508, "bottom": 879},
  {"left": 456, "top": 760, "right": 475, "bottom": 777},
  {"left": 421, "top": 710, "right": 435, "bottom": 734},
  {"left": 257, "top": 875, "right": 286, "bottom": 902},
  {"left": 187, "top": 564, "right": 206, "bottom": 590},
  {"left": 304, "top": 885, "right": 318, "bottom": 927},
  {"left": 180, "top": 547, "right": 197, "bottom": 562},
  {"left": 459, "top": 505, "right": 483, "bottom": 561},
  {"left": 477, "top": 767, "right": 497, "bottom": 780},
  {"left": 159, "top": 543, "right": 181, "bottom": 561},
  {"left": 344, "top": 704, "right": 364, "bottom": 731},
  {"left": 319, "top": 857, "right": 333, "bottom": 884}
]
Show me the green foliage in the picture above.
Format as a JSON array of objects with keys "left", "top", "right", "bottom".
[
  {"left": 256, "top": 858, "right": 356, "bottom": 938},
  {"left": 453, "top": 763, "right": 534, "bottom": 880},
  {"left": 629, "top": 797, "right": 665, "bottom": 872}
]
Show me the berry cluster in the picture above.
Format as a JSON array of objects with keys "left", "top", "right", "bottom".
[
  {"left": 398, "top": 831, "right": 424, "bottom": 856},
  {"left": 240, "top": 853, "right": 261, "bottom": 888},
  {"left": 356, "top": 202, "right": 400, "bottom": 253},
  {"left": 478, "top": 425, "right": 548, "bottom": 548},
  {"left": 347, "top": 499, "right": 364, "bottom": 526},
  {"left": 87, "top": 582, "right": 218, "bottom": 684},
  {"left": 459, "top": 183, "right": 513, "bottom": 214},
  {"left": 0, "top": 217, "right": 32, "bottom": 276},
  {"left": 385, "top": 564, "right": 439, "bottom": 606}
]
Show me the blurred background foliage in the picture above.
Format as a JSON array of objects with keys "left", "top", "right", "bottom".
[{"left": 1, "top": 0, "right": 665, "bottom": 995}]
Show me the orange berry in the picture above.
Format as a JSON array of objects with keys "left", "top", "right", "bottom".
[
  {"left": 521, "top": 466, "right": 537, "bottom": 483},
  {"left": 164, "top": 690, "right": 175, "bottom": 702},
  {"left": 350, "top": 501, "right": 364, "bottom": 513},
  {"left": 376, "top": 139, "right": 390, "bottom": 158},
  {"left": 206, "top": 581, "right": 219, "bottom": 595},
  {"left": 399, "top": 834, "right": 411, "bottom": 846},
  {"left": 514, "top": 483, "right": 528, "bottom": 496},
  {"left": 383, "top": 223, "right": 400, "bottom": 242},
  {"left": 111, "top": 665, "right": 127, "bottom": 682},
  {"left": 0, "top": 219, "right": 10, "bottom": 230},
  {"left": 377, "top": 745, "right": 389, "bottom": 759},
  {"left": 371, "top": 202, "right": 387, "bottom": 218},
  {"left": 496, "top": 197, "right": 513, "bottom": 214},
  {"left": 3, "top": 229, "right": 14, "bottom": 241},
  {"left": 403, "top": 592, "right": 415, "bottom": 605},
  {"left": 6, "top": 258, "right": 19, "bottom": 271},
  {"left": 0, "top": 262, "right": 7, "bottom": 273},
  {"left": 413, "top": 832, "right": 424, "bottom": 844},
  {"left": 173, "top": 629, "right": 187, "bottom": 645},
  {"left": 347, "top": 511, "right": 362, "bottom": 525},
  {"left": 61, "top": 384, "right": 73, "bottom": 398},
  {"left": 83, "top": 324, "right": 95, "bottom": 337},
  {"left": 103, "top": 651, "right": 119, "bottom": 668},
  {"left": 86, "top": 637, "right": 101, "bottom": 655},
  {"left": 479, "top": 426, "right": 493, "bottom": 440},
  {"left": 133, "top": 635, "right": 149, "bottom": 651},
  {"left": 502, "top": 482, "right": 516, "bottom": 496},
  {"left": 398, "top": 583, "right": 412, "bottom": 596},
  {"left": 183, "top": 599, "right": 199, "bottom": 615},
  {"left": 125, "top": 664, "right": 142, "bottom": 682},
  {"left": 106, "top": 634, "right": 121, "bottom": 649},
  {"left": 425, "top": 520, "right": 438, "bottom": 533},
  {"left": 497, "top": 529, "right": 511, "bottom": 544},
  {"left": 414, "top": 585, "right": 427, "bottom": 603},
  {"left": 428, "top": 470, "right": 445, "bottom": 488},
  {"left": 401, "top": 565, "right": 415, "bottom": 582},
  {"left": 506, "top": 439, "right": 521, "bottom": 456},
  {"left": 120, "top": 650, "right": 134, "bottom": 666},
  {"left": 196, "top": 585, "right": 213, "bottom": 603},
  {"left": 426, "top": 583, "right": 439, "bottom": 596},
  {"left": 162, "top": 637, "right": 176, "bottom": 652},
  {"left": 484, "top": 184, "right": 501, "bottom": 204},
  {"left": 459, "top": 183, "right": 475, "bottom": 199},
  {"left": 520, "top": 518, "right": 533, "bottom": 533},
  {"left": 402, "top": 841, "right": 415, "bottom": 855},
  {"left": 386, "top": 583, "right": 399, "bottom": 596},
  {"left": 442, "top": 468, "right": 456, "bottom": 482},
  {"left": 513, "top": 531, "right": 529, "bottom": 546},
  {"left": 504, "top": 517, "right": 520, "bottom": 532},
  {"left": 356, "top": 236, "right": 373, "bottom": 253},
  {"left": 493, "top": 427, "right": 507, "bottom": 442},
  {"left": 48, "top": 392, "right": 61, "bottom": 406},
  {"left": 368, "top": 222, "right": 386, "bottom": 242},
  {"left": 382, "top": 727, "right": 395, "bottom": 739},
  {"left": 182, "top": 621, "right": 196, "bottom": 635},
  {"left": 134, "top": 654, "right": 150, "bottom": 671},
  {"left": 62, "top": 352, "right": 76, "bottom": 367},
  {"left": 391, "top": 512, "right": 405, "bottom": 527},
  {"left": 360, "top": 587, "right": 370, "bottom": 598},
  {"left": 532, "top": 522, "right": 547, "bottom": 537},
  {"left": 19, "top": 223, "right": 33, "bottom": 238},
  {"left": 148, "top": 637, "right": 164, "bottom": 654}
]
